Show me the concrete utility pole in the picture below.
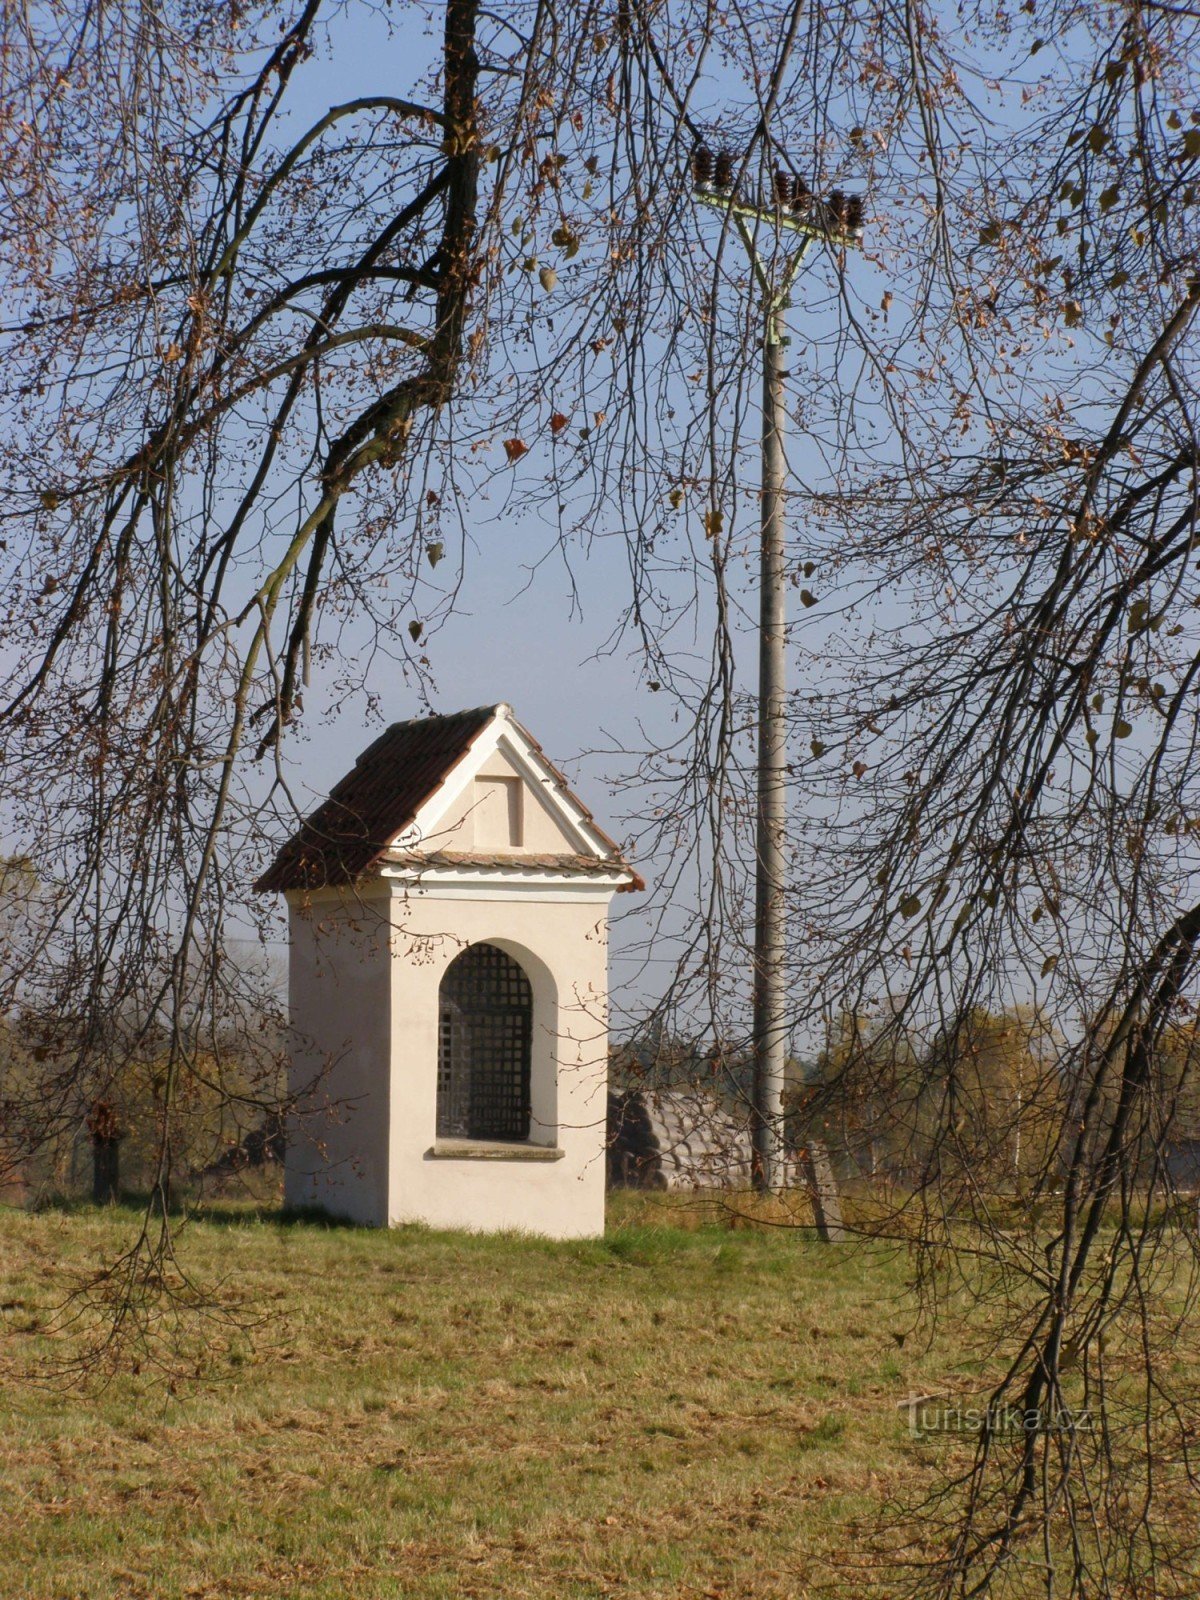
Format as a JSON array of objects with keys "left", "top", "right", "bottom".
[{"left": 692, "top": 149, "right": 863, "bottom": 1193}]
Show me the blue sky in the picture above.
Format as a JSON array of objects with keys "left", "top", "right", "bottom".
[
  {"left": 182, "top": 2, "right": 1137, "bottom": 1039},
  {"left": 259, "top": 6, "right": 889, "bottom": 797}
]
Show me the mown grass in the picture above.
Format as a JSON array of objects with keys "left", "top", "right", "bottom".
[{"left": 0, "top": 1193, "right": 1122, "bottom": 1598}]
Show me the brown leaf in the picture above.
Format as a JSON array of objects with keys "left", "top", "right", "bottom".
[
  {"left": 502, "top": 438, "right": 528, "bottom": 462},
  {"left": 549, "top": 412, "right": 569, "bottom": 434}
]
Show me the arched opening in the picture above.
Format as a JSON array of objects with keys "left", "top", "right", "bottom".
[{"left": 437, "top": 942, "right": 532, "bottom": 1141}]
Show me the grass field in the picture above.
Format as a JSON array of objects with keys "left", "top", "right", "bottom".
[{"left": 0, "top": 1196, "right": 1026, "bottom": 1598}]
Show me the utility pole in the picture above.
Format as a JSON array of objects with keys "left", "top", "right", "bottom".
[{"left": 692, "top": 148, "right": 863, "bottom": 1193}]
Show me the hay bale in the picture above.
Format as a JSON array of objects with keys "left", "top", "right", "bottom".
[{"left": 607, "top": 1088, "right": 754, "bottom": 1189}]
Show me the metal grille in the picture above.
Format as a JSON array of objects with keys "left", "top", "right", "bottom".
[
  {"left": 437, "top": 943, "right": 532, "bottom": 1141},
  {"left": 437, "top": 1008, "right": 463, "bottom": 1134}
]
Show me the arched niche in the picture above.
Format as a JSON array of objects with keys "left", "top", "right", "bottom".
[{"left": 436, "top": 938, "right": 558, "bottom": 1146}]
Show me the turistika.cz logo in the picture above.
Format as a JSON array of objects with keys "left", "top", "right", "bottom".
[{"left": 900, "top": 1394, "right": 1092, "bottom": 1441}]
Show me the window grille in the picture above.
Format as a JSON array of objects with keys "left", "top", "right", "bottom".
[{"left": 437, "top": 943, "right": 532, "bottom": 1141}]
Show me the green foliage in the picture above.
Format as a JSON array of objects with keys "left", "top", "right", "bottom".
[
  {"left": 609, "top": 1029, "right": 754, "bottom": 1108},
  {"left": 1, "top": 1009, "right": 285, "bottom": 1202},
  {"left": 788, "top": 1005, "right": 1065, "bottom": 1190}
]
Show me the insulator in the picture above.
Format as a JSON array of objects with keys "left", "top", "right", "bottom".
[
  {"left": 845, "top": 193, "right": 865, "bottom": 232},
  {"left": 692, "top": 145, "right": 714, "bottom": 188},
  {"left": 773, "top": 168, "right": 793, "bottom": 208},
  {"left": 713, "top": 149, "right": 734, "bottom": 190},
  {"left": 790, "top": 177, "right": 811, "bottom": 214},
  {"left": 827, "top": 190, "right": 850, "bottom": 230}
]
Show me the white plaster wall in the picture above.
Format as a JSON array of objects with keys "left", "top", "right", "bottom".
[
  {"left": 520, "top": 779, "right": 586, "bottom": 852},
  {"left": 386, "top": 884, "right": 612, "bottom": 1238},
  {"left": 428, "top": 745, "right": 584, "bottom": 856},
  {"left": 284, "top": 877, "right": 613, "bottom": 1237},
  {"left": 284, "top": 891, "right": 393, "bottom": 1225}
]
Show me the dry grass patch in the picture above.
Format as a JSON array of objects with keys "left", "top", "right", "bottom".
[{"left": 0, "top": 1196, "right": 985, "bottom": 1598}]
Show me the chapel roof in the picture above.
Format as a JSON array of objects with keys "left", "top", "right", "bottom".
[{"left": 254, "top": 704, "right": 641, "bottom": 894}]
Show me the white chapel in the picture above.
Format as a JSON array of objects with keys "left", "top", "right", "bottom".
[{"left": 256, "top": 704, "right": 641, "bottom": 1238}]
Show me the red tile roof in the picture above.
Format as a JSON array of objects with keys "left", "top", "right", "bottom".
[
  {"left": 255, "top": 706, "right": 497, "bottom": 893},
  {"left": 255, "top": 707, "right": 642, "bottom": 894}
]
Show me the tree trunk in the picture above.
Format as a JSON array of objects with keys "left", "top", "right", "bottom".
[{"left": 92, "top": 1137, "right": 119, "bottom": 1205}]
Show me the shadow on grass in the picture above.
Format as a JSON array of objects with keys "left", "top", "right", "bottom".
[
  {"left": 22, "top": 1187, "right": 838, "bottom": 1260},
  {"left": 25, "top": 1189, "right": 365, "bottom": 1231}
]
